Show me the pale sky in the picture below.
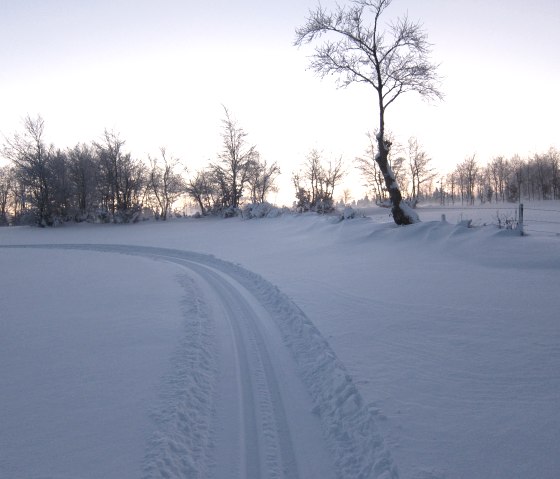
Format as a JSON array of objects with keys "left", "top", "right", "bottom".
[{"left": 1, "top": 0, "right": 559, "bottom": 204}]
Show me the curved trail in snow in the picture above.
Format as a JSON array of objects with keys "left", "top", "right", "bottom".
[
  {"left": 170, "top": 256, "right": 306, "bottom": 479},
  {"left": 1, "top": 244, "right": 398, "bottom": 479}
]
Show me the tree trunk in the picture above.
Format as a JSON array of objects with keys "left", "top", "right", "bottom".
[
  {"left": 375, "top": 133, "right": 416, "bottom": 225},
  {"left": 375, "top": 94, "right": 416, "bottom": 225}
]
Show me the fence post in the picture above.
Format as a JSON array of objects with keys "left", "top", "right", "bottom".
[{"left": 518, "top": 203, "right": 524, "bottom": 236}]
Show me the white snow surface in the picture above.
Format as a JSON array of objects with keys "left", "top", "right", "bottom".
[{"left": 1, "top": 203, "right": 560, "bottom": 479}]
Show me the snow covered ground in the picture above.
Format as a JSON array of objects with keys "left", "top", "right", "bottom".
[{"left": 1, "top": 202, "right": 559, "bottom": 479}]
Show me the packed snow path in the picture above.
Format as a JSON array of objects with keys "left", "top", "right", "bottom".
[
  {"left": 1, "top": 244, "right": 397, "bottom": 479},
  {"left": 151, "top": 252, "right": 324, "bottom": 479}
]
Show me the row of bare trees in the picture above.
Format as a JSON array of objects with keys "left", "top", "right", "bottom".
[
  {"left": 439, "top": 149, "right": 560, "bottom": 205},
  {"left": 0, "top": 110, "right": 280, "bottom": 226},
  {"left": 0, "top": 119, "right": 181, "bottom": 226},
  {"left": 355, "top": 134, "right": 559, "bottom": 207}
]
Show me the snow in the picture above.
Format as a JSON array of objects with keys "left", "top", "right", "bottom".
[{"left": 1, "top": 202, "right": 560, "bottom": 479}]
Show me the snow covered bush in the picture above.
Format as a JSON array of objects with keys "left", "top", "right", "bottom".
[
  {"left": 220, "top": 206, "right": 239, "bottom": 218},
  {"left": 495, "top": 211, "right": 518, "bottom": 230},
  {"left": 242, "top": 202, "right": 282, "bottom": 219},
  {"left": 340, "top": 206, "right": 356, "bottom": 220}
]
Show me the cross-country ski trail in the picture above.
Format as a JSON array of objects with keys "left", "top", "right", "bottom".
[{"left": 0, "top": 244, "right": 397, "bottom": 479}]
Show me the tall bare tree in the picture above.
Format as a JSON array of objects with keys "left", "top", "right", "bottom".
[
  {"left": 455, "top": 155, "right": 478, "bottom": 205},
  {"left": 67, "top": 143, "right": 98, "bottom": 219},
  {"left": 487, "top": 156, "right": 510, "bottom": 203},
  {"left": 94, "top": 130, "right": 145, "bottom": 221},
  {"left": 212, "top": 107, "right": 259, "bottom": 210},
  {"left": 295, "top": 0, "right": 442, "bottom": 224},
  {"left": 507, "top": 155, "right": 525, "bottom": 202},
  {"left": 407, "top": 136, "right": 435, "bottom": 203},
  {"left": 2, "top": 115, "right": 55, "bottom": 225}
]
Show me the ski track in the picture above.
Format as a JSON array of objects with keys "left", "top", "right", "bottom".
[{"left": 2, "top": 244, "right": 398, "bottom": 479}]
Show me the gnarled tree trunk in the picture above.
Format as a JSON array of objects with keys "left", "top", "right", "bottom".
[{"left": 375, "top": 132, "right": 415, "bottom": 225}]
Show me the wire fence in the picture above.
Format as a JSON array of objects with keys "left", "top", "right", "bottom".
[
  {"left": 522, "top": 205, "right": 560, "bottom": 236},
  {"left": 413, "top": 203, "right": 560, "bottom": 237}
]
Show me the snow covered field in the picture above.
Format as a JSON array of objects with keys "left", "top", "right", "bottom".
[{"left": 1, "top": 202, "right": 559, "bottom": 479}]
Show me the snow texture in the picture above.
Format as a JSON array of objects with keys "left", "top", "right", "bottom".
[{"left": 1, "top": 201, "right": 560, "bottom": 479}]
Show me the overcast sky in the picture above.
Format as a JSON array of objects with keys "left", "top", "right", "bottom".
[{"left": 1, "top": 0, "right": 559, "bottom": 203}]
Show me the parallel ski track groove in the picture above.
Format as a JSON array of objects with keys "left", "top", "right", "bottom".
[{"left": 179, "top": 259, "right": 299, "bottom": 479}]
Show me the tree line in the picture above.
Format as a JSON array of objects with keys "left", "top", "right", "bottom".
[
  {"left": 355, "top": 134, "right": 560, "bottom": 207},
  {"left": 0, "top": 109, "right": 280, "bottom": 226},
  {"left": 442, "top": 150, "right": 560, "bottom": 205},
  {"left": 1, "top": 110, "right": 557, "bottom": 228}
]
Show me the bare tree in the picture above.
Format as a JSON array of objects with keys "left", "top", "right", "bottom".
[
  {"left": 446, "top": 171, "right": 457, "bottom": 204},
  {"left": 292, "top": 171, "right": 312, "bottom": 211},
  {"left": 341, "top": 188, "right": 353, "bottom": 206},
  {"left": 533, "top": 152, "right": 553, "bottom": 200},
  {"left": 148, "top": 148, "right": 185, "bottom": 220},
  {"left": 95, "top": 130, "right": 145, "bottom": 221},
  {"left": 67, "top": 143, "right": 99, "bottom": 220},
  {"left": 212, "top": 107, "right": 259, "bottom": 211},
  {"left": 488, "top": 156, "right": 510, "bottom": 203},
  {"left": 549, "top": 147, "right": 560, "bottom": 200},
  {"left": 407, "top": 136, "right": 435, "bottom": 204},
  {"left": 305, "top": 149, "right": 323, "bottom": 208},
  {"left": 0, "top": 165, "right": 15, "bottom": 225},
  {"left": 475, "top": 167, "right": 492, "bottom": 204},
  {"left": 508, "top": 155, "right": 525, "bottom": 202},
  {"left": 434, "top": 175, "right": 446, "bottom": 205},
  {"left": 95, "top": 130, "right": 125, "bottom": 215},
  {"left": 185, "top": 169, "right": 215, "bottom": 216},
  {"left": 293, "top": 149, "right": 345, "bottom": 213},
  {"left": 295, "top": 0, "right": 441, "bottom": 224},
  {"left": 2, "top": 115, "right": 56, "bottom": 225},
  {"left": 49, "top": 149, "right": 73, "bottom": 219},
  {"left": 323, "top": 156, "right": 346, "bottom": 205},
  {"left": 456, "top": 155, "right": 478, "bottom": 205},
  {"left": 246, "top": 157, "right": 281, "bottom": 204}
]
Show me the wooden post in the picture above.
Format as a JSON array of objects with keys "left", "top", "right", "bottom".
[{"left": 518, "top": 203, "right": 524, "bottom": 236}]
